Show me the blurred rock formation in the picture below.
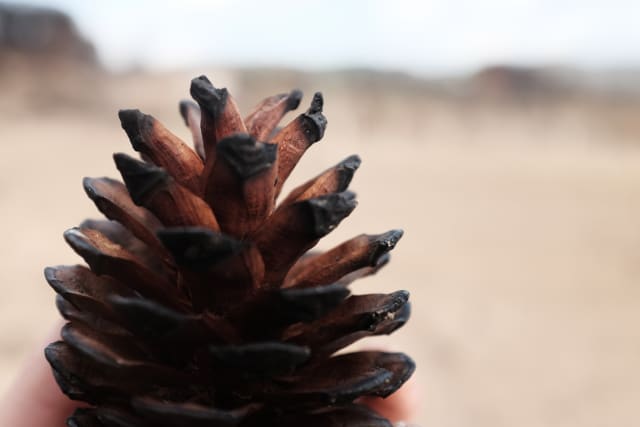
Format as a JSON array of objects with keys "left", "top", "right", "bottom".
[{"left": 0, "top": 3, "right": 96, "bottom": 63}]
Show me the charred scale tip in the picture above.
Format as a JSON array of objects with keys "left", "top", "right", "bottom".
[
  {"left": 81, "top": 177, "right": 99, "bottom": 201},
  {"left": 305, "top": 191, "right": 357, "bottom": 237},
  {"left": 374, "top": 352, "right": 416, "bottom": 397},
  {"left": 63, "top": 227, "right": 100, "bottom": 261},
  {"left": 384, "top": 301, "right": 411, "bottom": 335},
  {"left": 60, "top": 323, "right": 112, "bottom": 367},
  {"left": 113, "top": 153, "right": 169, "bottom": 206},
  {"left": 335, "top": 154, "right": 362, "bottom": 191},
  {"left": 82, "top": 176, "right": 119, "bottom": 202},
  {"left": 370, "top": 229, "right": 404, "bottom": 265},
  {"left": 44, "top": 266, "right": 58, "bottom": 284},
  {"left": 389, "top": 289, "right": 410, "bottom": 306},
  {"left": 286, "top": 89, "right": 304, "bottom": 110},
  {"left": 308, "top": 92, "right": 324, "bottom": 114},
  {"left": 340, "top": 154, "right": 362, "bottom": 170},
  {"left": 354, "top": 296, "right": 411, "bottom": 339},
  {"left": 208, "top": 342, "right": 310, "bottom": 374},
  {"left": 354, "top": 291, "right": 411, "bottom": 333},
  {"left": 368, "top": 290, "right": 410, "bottom": 327},
  {"left": 300, "top": 92, "right": 327, "bottom": 143},
  {"left": 118, "top": 109, "right": 153, "bottom": 152},
  {"left": 189, "top": 75, "right": 228, "bottom": 117},
  {"left": 44, "top": 341, "right": 66, "bottom": 373},
  {"left": 217, "top": 135, "right": 277, "bottom": 179},
  {"left": 44, "top": 266, "right": 72, "bottom": 296},
  {"left": 178, "top": 100, "right": 199, "bottom": 125},
  {"left": 157, "top": 227, "right": 243, "bottom": 269}
]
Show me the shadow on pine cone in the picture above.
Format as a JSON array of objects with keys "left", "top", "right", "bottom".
[{"left": 44, "top": 75, "right": 415, "bottom": 427}]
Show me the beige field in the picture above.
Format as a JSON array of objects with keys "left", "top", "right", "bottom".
[{"left": 1, "top": 68, "right": 640, "bottom": 426}]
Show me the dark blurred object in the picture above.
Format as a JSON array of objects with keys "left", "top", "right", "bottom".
[
  {"left": 0, "top": 4, "right": 103, "bottom": 114},
  {"left": 468, "top": 64, "right": 640, "bottom": 104},
  {"left": 0, "top": 3, "right": 96, "bottom": 64},
  {"left": 468, "top": 65, "right": 571, "bottom": 102}
]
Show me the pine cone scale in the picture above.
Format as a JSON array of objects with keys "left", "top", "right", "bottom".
[
  {"left": 117, "top": 109, "right": 204, "bottom": 194},
  {"left": 244, "top": 89, "right": 302, "bottom": 141}
]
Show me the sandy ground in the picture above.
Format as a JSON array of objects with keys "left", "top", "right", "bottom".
[{"left": 1, "top": 70, "right": 640, "bottom": 426}]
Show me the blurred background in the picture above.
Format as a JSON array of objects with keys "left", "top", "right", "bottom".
[{"left": 2, "top": 1, "right": 640, "bottom": 425}]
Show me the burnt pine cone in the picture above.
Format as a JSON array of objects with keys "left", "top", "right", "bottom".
[{"left": 45, "top": 75, "right": 414, "bottom": 427}]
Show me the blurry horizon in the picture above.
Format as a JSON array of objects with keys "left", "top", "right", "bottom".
[
  {"left": 2, "top": 2, "right": 640, "bottom": 427},
  {"left": 5, "top": 0, "right": 640, "bottom": 76}
]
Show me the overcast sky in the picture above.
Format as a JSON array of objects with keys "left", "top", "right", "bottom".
[{"left": 14, "top": 0, "right": 640, "bottom": 75}]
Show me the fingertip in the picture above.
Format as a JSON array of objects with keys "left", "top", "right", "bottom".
[
  {"left": 359, "top": 370, "right": 421, "bottom": 423},
  {"left": 0, "top": 320, "right": 78, "bottom": 426}
]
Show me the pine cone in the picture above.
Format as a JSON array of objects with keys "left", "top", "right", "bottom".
[{"left": 45, "top": 75, "right": 415, "bottom": 427}]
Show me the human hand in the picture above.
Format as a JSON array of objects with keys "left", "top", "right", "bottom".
[{"left": 0, "top": 323, "right": 78, "bottom": 426}]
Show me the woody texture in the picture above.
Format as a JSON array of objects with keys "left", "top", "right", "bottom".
[{"left": 44, "top": 75, "right": 415, "bottom": 426}]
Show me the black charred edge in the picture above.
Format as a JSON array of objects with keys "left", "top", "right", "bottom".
[
  {"left": 208, "top": 342, "right": 310, "bottom": 375},
  {"left": 368, "top": 290, "right": 410, "bottom": 326},
  {"left": 369, "top": 229, "right": 404, "bottom": 265},
  {"left": 217, "top": 135, "right": 277, "bottom": 179},
  {"left": 308, "top": 92, "right": 324, "bottom": 114},
  {"left": 60, "top": 323, "right": 118, "bottom": 368},
  {"left": 82, "top": 176, "right": 115, "bottom": 202},
  {"left": 63, "top": 228, "right": 103, "bottom": 271},
  {"left": 189, "top": 75, "right": 229, "bottom": 118},
  {"left": 55, "top": 293, "right": 76, "bottom": 320},
  {"left": 118, "top": 109, "right": 154, "bottom": 152},
  {"left": 44, "top": 266, "right": 68, "bottom": 298},
  {"left": 157, "top": 227, "right": 244, "bottom": 270},
  {"left": 108, "top": 295, "right": 190, "bottom": 340},
  {"left": 131, "top": 396, "right": 247, "bottom": 425},
  {"left": 335, "top": 154, "right": 362, "bottom": 192},
  {"left": 372, "top": 352, "right": 416, "bottom": 398},
  {"left": 305, "top": 191, "right": 357, "bottom": 237},
  {"left": 300, "top": 92, "right": 327, "bottom": 143},
  {"left": 179, "top": 99, "right": 200, "bottom": 126},
  {"left": 60, "top": 323, "right": 108, "bottom": 367},
  {"left": 46, "top": 266, "right": 92, "bottom": 312},
  {"left": 285, "top": 351, "right": 414, "bottom": 405},
  {"left": 381, "top": 301, "right": 411, "bottom": 335},
  {"left": 278, "top": 283, "right": 350, "bottom": 323},
  {"left": 293, "top": 365, "right": 395, "bottom": 406},
  {"left": 44, "top": 341, "right": 91, "bottom": 401},
  {"left": 347, "top": 291, "right": 410, "bottom": 334},
  {"left": 113, "top": 153, "right": 169, "bottom": 206},
  {"left": 55, "top": 293, "right": 127, "bottom": 338},
  {"left": 286, "top": 89, "right": 303, "bottom": 111},
  {"left": 51, "top": 368, "right": 88, "bottom": 403}
]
